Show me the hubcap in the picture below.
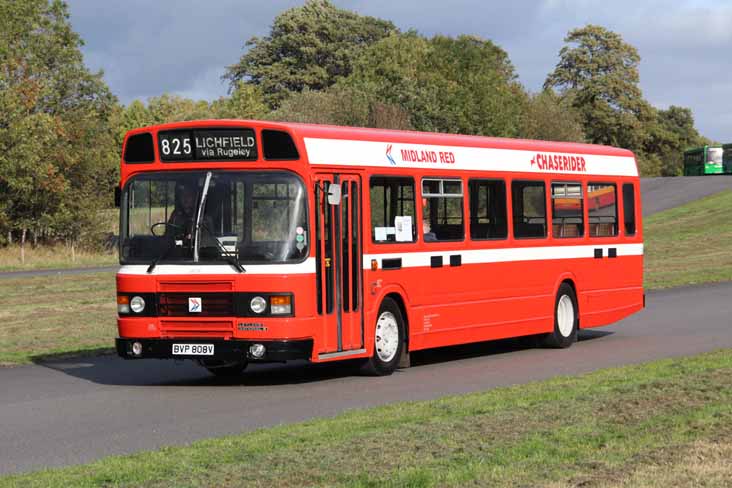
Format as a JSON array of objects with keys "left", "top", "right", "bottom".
[
  {"left": 557, "top": 294, "right": 575, "bottom": 337},
  {"left": 375, "top": 311, "right": 399, "bottom": 363}
]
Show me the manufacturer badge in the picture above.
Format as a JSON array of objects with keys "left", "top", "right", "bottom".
[{"left": 188, "top": 297, "right": 202, "bottom": 313}]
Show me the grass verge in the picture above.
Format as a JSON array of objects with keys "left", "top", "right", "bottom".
[
  {"left": 2, "top": 349, "right": 732, "bottom": 487},
  {"left": 0, "top": 272, "right": 116, "bottom": 365},
  {"left": 0, "top": 244, "right": 117, "bottom": 272},
  {"left": 644, "top": 189, "right": 732, "bottom": 289}
]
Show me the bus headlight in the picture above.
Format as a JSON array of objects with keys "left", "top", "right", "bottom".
[
  {"left": 129, "top": 296, "right": 146, "bottom": 314},
  {"left": 270, "top": 295, "right": 292, "bottom": 315},
  {"left": 250, "top": 296, "right": 267, "bottom": 314}
]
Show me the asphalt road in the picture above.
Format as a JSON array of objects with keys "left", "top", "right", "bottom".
[
  {"left": 2, "top": 281, "right": 732, "bottom": 475},
  {"left": 640, "top": 175, "right": 732, "bottom": 215}
]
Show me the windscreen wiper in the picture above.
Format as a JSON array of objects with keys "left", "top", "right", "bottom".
[
  {"left": 146, "top": 238, "right": 174, "bottom": 274},
  {"left": 198, "top": 221, "right": 245, "bottom": 273}
]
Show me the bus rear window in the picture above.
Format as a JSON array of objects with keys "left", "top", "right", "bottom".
[{"left": 623, "top": 183, "right": 636, "bottom": 236}]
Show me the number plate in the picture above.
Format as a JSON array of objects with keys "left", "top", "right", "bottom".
[{"left": 172, "top": 344, "right": 214, "bottom": 356}]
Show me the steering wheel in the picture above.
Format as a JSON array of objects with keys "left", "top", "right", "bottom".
[{"left": 150, "top": 222, "right": 183, "bottom": 237}]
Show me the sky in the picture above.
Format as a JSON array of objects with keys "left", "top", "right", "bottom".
[{"left": 66, "top": 0, "right": 732, "bottom": 142}]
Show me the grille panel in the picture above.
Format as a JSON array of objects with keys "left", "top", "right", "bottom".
[
  {"left": 160, "top": 320, "right": 233, "bottom": 338},
  {"left": 158, "top": 293, "right": 234, "bottom": 317}
]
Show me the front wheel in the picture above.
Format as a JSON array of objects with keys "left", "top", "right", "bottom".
[
  {"left": 542, "top": 283, "right": 578, "bottom": 348},
  {"left": 360, "top": 298, "right": 405, "bottom": 376}
]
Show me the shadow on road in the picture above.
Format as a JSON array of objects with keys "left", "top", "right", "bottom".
[{"left": 33, "top": 329, "right": 612, "bottom": 387}]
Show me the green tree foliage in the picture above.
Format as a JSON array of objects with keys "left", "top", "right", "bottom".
[
  {"left": 270, "top": 85, "right": 412, "bottom": 130},
  {"left": 0, "top": 0, "right": 118, "bottom": 251},
  {"left": 210, "top": 82, "right": 269, "bottom": 119},
  {"left": 520, "top": 90, "right": 585, "bottom": 142},
  {"left": 225, "top": 0, "right": 396, "bottom": 108},
  {"left": 345, "top": 32, "right": 527, "bottom": 137},
  {"left": 545, "top": 25, "right": 708, "bottom": 176},
  {"left": 544, "top": 24, "right": 648, "bottom": 151}
]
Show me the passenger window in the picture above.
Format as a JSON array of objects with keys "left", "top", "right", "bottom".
[
  {"left": 623, "top": 183, "right": 636, "bottom": 236},
  {"left": 370, "top": 176, "right": 416, "bottom": 243},
  {"left": 469, "top": 180, "right": 507, "bottom": 240},
  {"left": 551, "top": 182, "right": 583, "bottom": 238},
  {"left": 588, "top": 183, "right": 618, "bottom": 237},
  {"left": 512, "top": 181, "right": 547, "bottom": 239},
  {"left": 422, "top": 178, "right": 464, "bottom": 242}
]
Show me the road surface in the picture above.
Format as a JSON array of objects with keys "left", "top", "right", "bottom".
[
  {"left": 640, "top": 175, "right": 732, "bottom": 215},
  {"left": 2, "top": 281, "right": 732, "bottom": 475}
]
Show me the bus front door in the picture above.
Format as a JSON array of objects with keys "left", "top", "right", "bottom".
[{"left": 315, "top": 175, "right": 364, "bottom": 358}]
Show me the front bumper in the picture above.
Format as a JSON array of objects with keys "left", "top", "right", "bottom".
[{"left": 116, "top": 338, "right": 313, "bottom": 362}]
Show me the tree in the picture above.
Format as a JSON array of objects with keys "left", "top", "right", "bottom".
[
  {"left": 225, "top": 0, "right": 396, "bottom": 108},
  {"left": 270, "top": 85, "right": 412, "bottom": 130},
  {"left": 0, "top": 0, "right": 118, "bottom": 257},
  {"left": 520, "top": 90, "right": 585, "bottom": 142},
  {"left": 344, "top": 32, "right": 527, "bottom": 137},
  {"left": 210, "top": 82, "right": 269, "bottom": 119},
  {"left": 644, "top": 105, "right": 709, "bottom": 176},
  {"left": 544, "top": 25, "right": 648, "bottom": 151}
]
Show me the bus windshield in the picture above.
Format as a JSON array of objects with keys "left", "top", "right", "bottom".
[
  {"left": 120, "top": 171, "right": 308, "bottom": 265},
  {"left": 708, "top": 147, "right": 723, "bottom": 165}
]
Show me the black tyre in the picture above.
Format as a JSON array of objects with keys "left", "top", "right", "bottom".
[
  {"left": 360, "top": 297, "right": 405, "bottom": 376},
  {"left": 200, "top": 360, "right": 248, "bottom": 377},
  {"left": 542, "top": 283, "right": 578, "bottom": 348}
]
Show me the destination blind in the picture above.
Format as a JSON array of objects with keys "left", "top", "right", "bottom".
[{"left": 158, "top": 128, "right": 257, "bottom": 162}]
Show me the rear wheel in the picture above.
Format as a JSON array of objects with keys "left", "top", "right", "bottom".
[
  {"left": 360, "top": 297, "right": 404, "bottom": 376},
  {"left": 542, "top": 283, "right": 578, "bottom": 348},
  {"left": 199, "top": 359, "right": 248, "bottom": 377}
]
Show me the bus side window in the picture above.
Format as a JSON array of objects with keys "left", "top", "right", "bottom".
[
  {"left": 588, "top": 183, "right": 618, "bottom": 237},
  {"left": 512, "top": 181, "right": 547, "bottom": 239},
  {"left": 370, "top": 176, "right": 416, "bottom": 243},
  {"left": 422, "top": 178, "right": 464, "bottom": 242},
  {"left": 551, "top": 182, "right": 583, "bottom": 238},
  {"left": 469, "top": 179, "right": 507, "bottom": 240},
  {"left": 623, "top": 183, "right": 636, "bottom": 236}
]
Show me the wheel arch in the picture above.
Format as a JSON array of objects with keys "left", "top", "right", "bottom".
[
  {"left": 383, "top": 292, "right": 410, "bottom": 351},
  {"left": 554, "top": 273, "right": 580, "bottom": 328}
]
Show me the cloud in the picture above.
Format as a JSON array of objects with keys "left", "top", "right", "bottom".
[{"left": 66, "top": 0, "right": 731, "bottom": 140}]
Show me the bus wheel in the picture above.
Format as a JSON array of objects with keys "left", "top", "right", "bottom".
[
  {"left": 542, "top": 283, "right": 578, "bottom": 348},
  {"left": 199, "top": 360, "right": 248, "bottom": 377},
  {"left": 361, "top": 297, "right": 405, "bottom": 376}
]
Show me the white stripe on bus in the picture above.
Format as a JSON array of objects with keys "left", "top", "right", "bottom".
[
  {"left": 117, "top": 244, "right": 642, "bottom": 276},
  {"left": 362, "top": 243, "right": 643, "bottom": 269},
  {"left": 118, "top": 258, "right": 317, "bottom": 276},
  {"left": 304, "top": 138, "right": 639, "bottom": 177}
]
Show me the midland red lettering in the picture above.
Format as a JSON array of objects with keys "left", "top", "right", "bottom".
[{"left": 400, "top": 148, "right": 455, "bottom": 164}]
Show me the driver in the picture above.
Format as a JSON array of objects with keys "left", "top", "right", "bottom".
[{"left": 168, "top": 184, "right": 197, "bottom": 242}]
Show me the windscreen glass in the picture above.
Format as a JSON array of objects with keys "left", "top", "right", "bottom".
[{"left": 120, "top": 171, "right": 308, "bottom": 265}]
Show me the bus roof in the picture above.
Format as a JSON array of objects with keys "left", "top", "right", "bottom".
[
  {"left": 124, "top": 119, "right": 639, "bottom": 177},
  {"left": 132, "top": 119, "right": 635, "bottom": 158}
]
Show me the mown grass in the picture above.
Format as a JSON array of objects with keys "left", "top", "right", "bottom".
[
  {"left": 0, "top": 272, "right": 117, "bottom": 365},
  {"left": 2, "top": 349, "right": 732, "bottom": 487},
  {"left": 0, "top": 244, "right": 117, "bottom": 272},
  {"left": 643, "top": 189, "right": 732, "bottom": 289}
]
